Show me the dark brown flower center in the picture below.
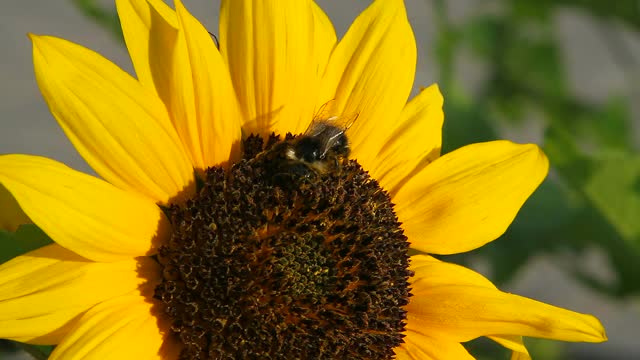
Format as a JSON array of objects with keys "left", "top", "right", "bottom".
[{"left": 155, "top": 134, "right": 412, "bottom": 360}]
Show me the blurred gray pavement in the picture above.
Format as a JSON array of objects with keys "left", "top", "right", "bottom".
[{"left": 1, "top": 1, "right": 639, "bottom": 359}]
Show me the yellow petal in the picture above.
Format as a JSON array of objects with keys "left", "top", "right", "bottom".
[
  {"left": 406, "top": 255, "right": 607, "bottom": 344},
  {"left": 49, "top": 293, "right": 176, "bottom": 360},
  {"left": 320, "top": 0, "right": 416, "bottom": 170},
  {"left": 0, "top": 154, "right": 170, "bottom": 261},
  {"left": 409, "top": 254, "right": 496, "bottom": 288},
  {"left": 0, "top": 183, "right": 30, "bottom": 231},
  {"left": 395, "top": 331, "right": 474, "bottom": 360},
  {"left": 394, "top": 141, "right": 549, "bottom": 254},
  {"left": 310, "top": 1, "right": 337, "bottom": 79},
  {"left": 489, "top": 335, "right": 531, "bottom": 360},
  {"left": 0, "top": 244, "right": 160, "bottom": 344},
  {"left": 170, "top": 0, "right": 242, "bottom": 170},
  {"left": 370, "top": 84, "right": 444, "bottom": 194},
  {"left": 220, "top": 0, "right": 337, "bottom": 137},
  {"left": 31, "top": 34, "right": 194, "bottom": 204},
  {"left": 115, "top": 0, "right": 178, "bottom": 106}
]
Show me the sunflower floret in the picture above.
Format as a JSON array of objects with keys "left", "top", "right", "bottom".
[{"left": 155, "top": 136, "right": 412, "bottom": 359}]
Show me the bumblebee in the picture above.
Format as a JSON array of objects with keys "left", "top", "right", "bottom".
[{"left": 257, "top": 104, "right": 358, "bottom": 184}]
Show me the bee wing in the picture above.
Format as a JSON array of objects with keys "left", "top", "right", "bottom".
[
  {"left": 305, "top": 119, "right": 358, "bottom": 161},
  {"left": 305, "top": 100, "right": 358, "bottom": 136},
  {"left": 313, "top": 99, "right": 338, "bottom": 120}
]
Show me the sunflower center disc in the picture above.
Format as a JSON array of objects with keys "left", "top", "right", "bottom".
[{"left": 155, "top": 134, "right": 412, "bottom": 360}]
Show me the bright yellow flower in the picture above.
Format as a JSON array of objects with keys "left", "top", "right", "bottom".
[{"left": 0, "top": 0, "right": 606, "bottom": 359}]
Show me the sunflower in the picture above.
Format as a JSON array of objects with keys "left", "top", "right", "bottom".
[{"left": 0, "top": 0, "right": 606, "bottom": 359}]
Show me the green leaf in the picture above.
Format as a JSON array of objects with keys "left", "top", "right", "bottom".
[
  {"left": 0, "top": 224, "right": 53, "bottom": 263},
  {"left": 552, "top": 0, "right": 640, "bottom": 29},
  {"left": 461, "top": 16, "right": 504, "bottom": 57},
  {"left": 510, "top": 1, "right": 554, "bottom": 22},
  {"left": 544, "top": 127, "right": 640, "bottom": 296},
  {"left": 583, "top": 97, "right": 632, "bottom": 151},
  {"left": 568, "top": 205, "right": 640, "bottom": 297},
  {"left": 70, "top": 0, "right": 123, "bottom": 42},
  {"left": 584, "top": 151, "right": 640, "bottom": 245},
  {"left": 543, "top": 126, "right": 594, "bottom": 189},
  {"left": 504, "top": 37, "right": 566, "bottom": 101},
  {"left": 441, "top": 99, "right": 498, "bottom": 154},
  {"left": 521, "top": 338, "right": 565, "bottom": 360}
]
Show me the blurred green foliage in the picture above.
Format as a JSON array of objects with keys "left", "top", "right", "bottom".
[
  {"left": 432, "top": 0, "right": 640, "bottom": 302},
  {"left": 431, "top": 1, "right": 639, "bottom": 355},
  {"left": 3, "top": 0, "right": 638, "bottom": 359},
  {"left": 71, "top": 0, "right": 122, "bottom": 40}
]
